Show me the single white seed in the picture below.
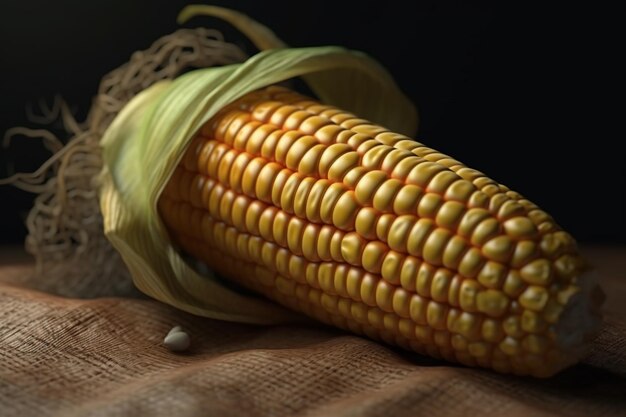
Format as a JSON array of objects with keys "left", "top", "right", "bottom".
[
  {"left": 167, "top": 326, "right": 183, "bottom": 336},
  {"left": 164, "top": 327, "right": 191, "bottom": 352}
]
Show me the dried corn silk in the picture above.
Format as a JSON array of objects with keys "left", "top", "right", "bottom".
[{"left": 1, "top": 28, "right": 247, "bottom": 297}]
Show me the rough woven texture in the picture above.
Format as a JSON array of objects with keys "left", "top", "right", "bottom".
[{"left": 0, "top": 246, "right": 625, "bottom": 417}]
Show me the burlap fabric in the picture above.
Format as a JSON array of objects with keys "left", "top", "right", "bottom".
[{"left": 1, "top": 246, "right": 625, "bottom": 417}]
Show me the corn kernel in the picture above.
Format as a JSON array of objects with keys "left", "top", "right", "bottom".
[
  {"left": 476, "top": 289, "right": 509, "bottom": 317},
  {"left": 519, "top": 286, "right": 550, "bottom": 311},
  {"left": 520, "top": 258, "right": 553, "bottom": 285}
]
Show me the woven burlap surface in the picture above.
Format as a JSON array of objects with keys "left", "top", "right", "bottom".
[{"left": 1, "top": 247, "right": 625, "bottom": 417}]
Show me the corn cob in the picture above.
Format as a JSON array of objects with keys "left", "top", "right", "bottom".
[{"left": 157, "top": 85, "right": 601, "bottom": 377}]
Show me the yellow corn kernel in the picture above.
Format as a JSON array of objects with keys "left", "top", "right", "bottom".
[{"left": 476, "top": 289, "right": 509, "bottom": 317}]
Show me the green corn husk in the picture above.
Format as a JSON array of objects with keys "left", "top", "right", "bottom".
[{"left": 99, "top": 6, "right": 418, "bottom": 323}]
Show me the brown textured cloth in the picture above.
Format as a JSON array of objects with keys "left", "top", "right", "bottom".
[{"left": 0, "top": 247, "right": 625, "bottom": 417}]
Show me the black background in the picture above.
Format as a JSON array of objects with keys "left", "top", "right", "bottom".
[{"left": 0, "top": 1, "right": 623, "bottom": 244}]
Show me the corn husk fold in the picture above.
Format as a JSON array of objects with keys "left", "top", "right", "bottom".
[{"left": 100, "top": 7, "right": 417, "bottom": 323}]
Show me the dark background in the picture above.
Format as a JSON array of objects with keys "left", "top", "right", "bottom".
[{"left": 0, "top": 1, "right": 623, "bottom": 244}]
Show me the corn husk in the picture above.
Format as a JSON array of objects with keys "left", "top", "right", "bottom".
[{"left": 99, "top": 6, "right": 418, "bottom": 323}]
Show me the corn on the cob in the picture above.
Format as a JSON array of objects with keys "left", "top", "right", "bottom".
[{"left": 156, "top": 85, "right": 601, "bottom": 377}]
